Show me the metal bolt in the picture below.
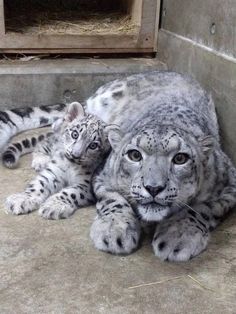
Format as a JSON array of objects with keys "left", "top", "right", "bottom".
[
  {"left": 63, "top": 90, "right": 72, "bottom": 103},
  {"left": 210, "top": 23, "right": 216, "bottom": 35}
]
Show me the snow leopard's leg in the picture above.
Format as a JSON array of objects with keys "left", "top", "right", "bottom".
[
  {"left": 152, "top": 161, "right": 236, "bottom": 262},
  {"left": 152, "top": 209, "right": 210, "bottom": 262},
  {"left": 5, "top": 161, "right": 66, "bottom": 215},
  {"left": 90, "top": 176, "right": 141, "bottom": 254},
  {"left": 39, "top": 184, "right": 95, "bottom": 220},
  {"left": 31, "top": 152, "right": 52, "bottom": 172},
  {"left": 31, "top": 133, "right": 56, "bottom": 172}
]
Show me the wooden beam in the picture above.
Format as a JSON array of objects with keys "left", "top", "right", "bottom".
[
  {"left": 0, "top": 0, "right": 5, "bottom": 35},
  {"left": 0, "top": 48, "right": 154, "bottom": 54}
]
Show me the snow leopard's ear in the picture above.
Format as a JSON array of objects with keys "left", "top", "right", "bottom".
[
  {"left": 104, "top": 124, "right": 123, "bottom": 151},
  {"left": 199, "top": 135, "right": 215, "bottom": 156},
  {"left": 52, "top": 118, "right": 64, "bottom": 131},
  {"left": 52, "top": 102, "right": 84, "bottom": 131},
  {"left": 65, "top": 101, "right": 85, "bottom": 123}
]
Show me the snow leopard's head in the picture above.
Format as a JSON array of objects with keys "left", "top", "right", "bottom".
[
  {"left": 106, "top": 125, "right": 214, "bottom": 222},
  {"left": 53, "top": 102, "right": 111, "bottom": 166}
]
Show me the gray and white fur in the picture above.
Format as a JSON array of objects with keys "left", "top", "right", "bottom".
[
  {"left": 85, "top": 71, "right": 236, "bottom": 261},
  {"left": 1, "top": 71, "right": 236, "bottom": 261},
  {"left": 0, "top": 103, "right": 66, "bottom": 153},
  {"left": 2, "top": 131, "right": 53, "bottom": 169},
  {"left": 5, "top": 102, "right": 111, "bottom": 220}
]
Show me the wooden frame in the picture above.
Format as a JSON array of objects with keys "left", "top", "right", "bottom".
[{"left": 0, "top": 0, "right": 160, "bottom": 53}]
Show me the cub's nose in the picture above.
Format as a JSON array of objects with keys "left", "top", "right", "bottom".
[
  {"left": 71, "top": 152, "right": 82, "bottom": 159},
  {"left": 145, "top": 184, "right": 166, "bottom": 197}
]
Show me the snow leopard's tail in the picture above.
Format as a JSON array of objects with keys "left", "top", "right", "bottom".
[
  {"left": 0, "top": 103, "right": 66, "bottom": 153},
  {"left": 2, "top": 131, "right": 53, "bottom": 169}
]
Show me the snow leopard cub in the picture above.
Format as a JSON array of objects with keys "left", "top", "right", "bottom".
[{"left": 5, "top": 102, "right": 110, "bottom": 220}]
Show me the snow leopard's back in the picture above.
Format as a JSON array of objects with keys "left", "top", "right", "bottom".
[{"left": 86, "top": 71, "right": 218, "bottom": 140}]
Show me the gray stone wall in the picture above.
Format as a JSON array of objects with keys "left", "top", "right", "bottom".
[{"left": 157, "top": 0, "right": 236, "bottom": 163}]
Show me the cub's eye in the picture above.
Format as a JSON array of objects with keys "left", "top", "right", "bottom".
[
  {"left": 71, "top": 130, "right": 79, "bottom": 139},
  {"left": 127, "top": 149, "right": 142, "bottom": 162},
  {"left": 89, "top": 142, "right": 98, "bottom": 150},
  {"left": 173, "top": 153, "right": 189, "bottom": 165}
]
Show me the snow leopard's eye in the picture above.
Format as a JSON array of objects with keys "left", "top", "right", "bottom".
[
  {"left": 88, "top": 142, "right": 98, "bottom": 150},
  {"left": 127, "top": 149, "right": 142, "bottom": 162},
  {"left": 172, "top": 153, "right": 189, "bottom": 165},
  {"left": 71, "top": 130, "right": 79, "bottom": 139}
]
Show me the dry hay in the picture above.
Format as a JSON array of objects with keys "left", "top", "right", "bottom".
[
  {"left": 5, "top": 9, "right": 137, "bottom": 35},
  {"left": 127, "top": 274, "right": 217, "bottom": 293}
]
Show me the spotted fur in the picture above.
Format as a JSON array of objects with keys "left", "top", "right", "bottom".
[
  {"left": 0, "top": 103, "right": 66, "bottom": 154},
  {"left": 5, "top": 102, "right": 110, "bottom": 219},
  {"left": 87, "top": 71, "right": 236, "bottom": 261},
  {"left": 2, "top": 131, "right": 53, "bottom": 169},
  {"left": 2, "top": 71, "right": 236, "bottom": 261}
]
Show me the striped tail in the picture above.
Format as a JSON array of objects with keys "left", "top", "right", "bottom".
[
  {"left": 0, "top": 103, "right": 66, "bottom": 153},
  {"left": 2, "top": 132, "right": 53, "bottom": 169}
]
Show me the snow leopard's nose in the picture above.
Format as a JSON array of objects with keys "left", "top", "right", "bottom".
[{"left": 145, "top": 184, "right": 166, "bottom": 197}]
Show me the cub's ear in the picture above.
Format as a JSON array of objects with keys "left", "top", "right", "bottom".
[
  {"left": 52, "top": 118, "right": 64, "bottom": 131},
  {"left": 104, "top": 124, "right": 123, "bottom": 151},
  {"left": 199, "top": 136, "right": 215, "bottom": 155},
  {"left": 65, "top": 101, "right": 84, "bottom": 122}
]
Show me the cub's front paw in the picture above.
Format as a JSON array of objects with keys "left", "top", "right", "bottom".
[
  {"left": 5, "top": 193, "right": 39, "bottom": 215},
  {"left": 31, "top": 154, "right": 51, "bottom": 172},
  {"left": 39, "top": 196, "right": 74, "bottom": 220},
  {"left": 152, "top": 219, "right": 209, "bottom": 262},
  {"left": 90, "top": 215, "right": 140, "bottom": 255}
]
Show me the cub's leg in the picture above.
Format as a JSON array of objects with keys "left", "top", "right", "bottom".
[
  {"left": 31, "top": 133, "right": 55, "bottom": 172},
  {"left": 5, "top": 162, "right": 65, "bottom": 215},
  {"left": 39, "top": 184, "right": 95, "bottom": 220},
  {"left": 31, "top": 151, "right": 51, "bottom": 172},
  {"left": 90, "top": 178, "right": 140, "bottom": 254}
]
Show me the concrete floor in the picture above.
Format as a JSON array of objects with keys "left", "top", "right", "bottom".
[{"left": 0, "top": 131, "right": 236, "bottom": 314}]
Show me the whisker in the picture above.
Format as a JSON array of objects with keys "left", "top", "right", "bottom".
[{"left": 176, "top": 200, "right": 199, "bottom": 216}]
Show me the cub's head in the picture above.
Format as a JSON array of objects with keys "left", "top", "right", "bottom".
[
  {"left": 107, "top": 125, "right": 213, "bottom": 222},
  {"left": 53, "top": 102, "right": 110, "bottom": 166}
]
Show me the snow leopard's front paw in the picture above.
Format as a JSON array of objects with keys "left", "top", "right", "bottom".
[
  {"left": 90, "top": 215, "right": 141, "bottom": 255},
  {"left": 5, "top": 193, "right": 39, "bottom": 215},
  {"left": 31, "top": 153, "right": 51, "bottom": 172},
  {"left": 39, "top": 195, "right": 75, "bottom": 220},
  {"left": 152, "top": 217, "right": 209, "bottom": 262}
]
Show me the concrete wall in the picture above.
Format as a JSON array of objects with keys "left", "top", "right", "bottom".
[
  {"left": 0, "top": 58, "right": 166, "bottom": 110},
  {"left": 161, "top": 0, "right": 236, "bottom": 58},
  {"left": 157, "top": 0, "right": 236, "bottom": 164}
]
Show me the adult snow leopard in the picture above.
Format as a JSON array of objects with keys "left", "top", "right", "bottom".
[
  {"left": 85, "top": 71, "right": 236, "bottom": 261},
  {"left": 1, "top": 71, "right": 236, "bottom": 261},
  {"left": 5, "top": 102, "right": 111, "bottom": 219}
]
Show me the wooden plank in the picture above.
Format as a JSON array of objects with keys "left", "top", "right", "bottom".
[
  {"left": 154, "top": 0, "right": 161, "bottom": 51},
  {"left": 137, "top": 0, "right": 160, "bottom": 49},
  {"left": 0, "top": 0, "right": 5, "bottom": 35},
  {"left": 0, "top": 34, "right": 139, "bottom": 49},
  {"left": 0, "top": 48, "right": 154, "bottom": 54},
  {"left": 125, "top": 0, "right": 142, "bottom": 24}
]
